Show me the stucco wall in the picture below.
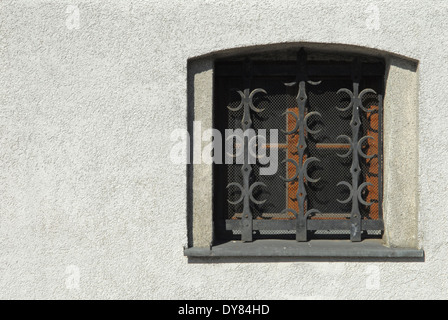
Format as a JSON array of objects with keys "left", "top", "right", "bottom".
[{"left": 0, "top": 0, "right": 447, "bottom": 299}]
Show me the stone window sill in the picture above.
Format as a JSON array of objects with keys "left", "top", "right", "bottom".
[{"left": 184, "top": 239, "right": 424, "bottom": 259}]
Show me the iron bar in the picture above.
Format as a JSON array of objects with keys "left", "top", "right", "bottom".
[
  {"left": 224, "top": 219, "right": 384, "bottom": 231},
  {"left": 335, "top": 60, "right": 379, "bottom": 242},
  {"left": 226, "top": 59, "right": 267, "bottom": 242},
  {"left": 281, "top": 49, "right": 321, "bottom": 241}
]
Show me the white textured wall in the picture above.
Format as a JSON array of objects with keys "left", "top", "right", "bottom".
[{"left": 0, "top": 0, "right": 447, "bottom": 299}]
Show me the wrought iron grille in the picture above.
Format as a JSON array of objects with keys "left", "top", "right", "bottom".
[{"left": 213, "top": 49, "right": 384, "bottom": 242}]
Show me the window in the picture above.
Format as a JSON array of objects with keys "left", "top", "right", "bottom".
[
  {"left": 184, "top": 45, "right": 423, "bottom": 258},
  {"left": 213, "top": 49, "right": 384, "bottom": 243}
]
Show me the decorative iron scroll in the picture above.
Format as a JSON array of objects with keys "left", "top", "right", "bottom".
[
  {"left": 281, "top": 49, "right": 321, "bottom": 241},
  {"left": 226, "top": 59, "right": 267, "bottom": 242},
  {"left": 335, "top": 59, "right": 377, "bottom": 242}
]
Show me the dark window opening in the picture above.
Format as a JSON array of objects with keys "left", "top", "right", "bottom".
[{"left": 213, "top": 49, "right": 384, "bottom": 243}]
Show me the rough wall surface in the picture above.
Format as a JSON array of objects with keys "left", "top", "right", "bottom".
[{"left": 0, "top": 0, "right": 446, "bottom": 299}]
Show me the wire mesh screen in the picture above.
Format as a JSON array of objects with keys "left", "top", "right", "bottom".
[{"left": 213, "top": 59, "right": 384, "bottom": 241}]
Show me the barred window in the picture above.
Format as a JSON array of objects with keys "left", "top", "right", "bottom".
[{"left": 213, "top": 49, "right": 384, "bottom": 243}]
